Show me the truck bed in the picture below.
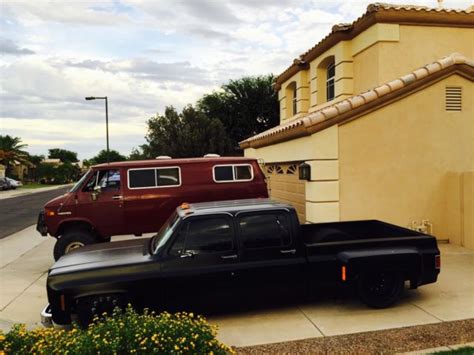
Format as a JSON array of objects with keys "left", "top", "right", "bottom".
[{"left": 302, "top": 220, "right": 427, "bottom": 245}]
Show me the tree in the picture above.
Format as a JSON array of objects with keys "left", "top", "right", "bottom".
[
  {"left": 143, "top": 105, "right": 231, "bottom": 158},
  {"left": 27, "top": 154, "right": 45, "bottom": 166},
  {"left": 129, "top": 147, "right": 146, "bottom": 161},
  {"left": 198, "top": 74, "right": 279, "bottom": 153},
  {"left": 48, "top": 148, "right": 79, "bottom": 164},
  {"left": 0, "top": 135, "right": 30, "bottom": 176},
  {"left": 88, "top": 149, "right": 127, "bottom": 165}
]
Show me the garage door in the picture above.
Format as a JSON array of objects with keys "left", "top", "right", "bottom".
[{"left": 265, "top": 163, "right": 306, "bottom": 223}]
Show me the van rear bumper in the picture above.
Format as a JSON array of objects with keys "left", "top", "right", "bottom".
[{"left": 36, "top": 211, "right": 48, "bottom": 236}]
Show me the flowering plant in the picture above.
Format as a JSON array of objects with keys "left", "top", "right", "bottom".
[{"left": 0, "top": 306, "right": 233, "bottom": 354}]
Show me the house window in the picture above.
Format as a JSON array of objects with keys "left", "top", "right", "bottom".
[
  {"left": 326, "top": 61, "right": 335, "bottom": 101},
  {"left": 292, "top": 86, "right": 297, "bottom": 116},
  {"left": 285, "top": 81, "right": 297, "bottom": 118}
]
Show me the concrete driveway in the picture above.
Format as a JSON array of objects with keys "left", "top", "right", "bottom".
[{"left": 1, "top": 226, "right": 473, "bottom": 347}]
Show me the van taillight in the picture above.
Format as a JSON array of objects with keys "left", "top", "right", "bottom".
[{"left": 435, "top": 255, "right": 441, "bottom": 269}]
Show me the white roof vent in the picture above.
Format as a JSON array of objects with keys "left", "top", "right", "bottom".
[
  {"left": 204, "top": 154, "right": 220, "bottom": 158},
  {"left": 155, "top": 156, "right": 172, "bottom": 160}
]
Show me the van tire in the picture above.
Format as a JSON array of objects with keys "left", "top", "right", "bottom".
[
  {"left": 357, "top": 271, "right": 404, "bottom": 308},
  {"left": 54, "top": 230, "right": 97, "bottom": 261}
]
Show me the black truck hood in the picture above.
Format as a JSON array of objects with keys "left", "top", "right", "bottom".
[{"left": 50, "top": 238, "right": 152, "bottom": 276}]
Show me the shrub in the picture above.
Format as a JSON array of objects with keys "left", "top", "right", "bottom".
[{"left": 0, "top": 306, "right": 233, "bottom": 354}]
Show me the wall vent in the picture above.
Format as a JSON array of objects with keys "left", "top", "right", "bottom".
[{"left": 445, "top": 87, "right": 462, "bottom": 112}]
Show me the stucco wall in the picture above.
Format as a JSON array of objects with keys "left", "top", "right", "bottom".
[
  {"left": 353, "top": 25, "right": 474, "bottom": 93},
  {"left": 338, "top": 74, "right": 474, "bottom": 246}
]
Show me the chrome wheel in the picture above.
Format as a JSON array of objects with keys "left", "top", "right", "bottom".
[{"left": 65, "top": 241, "right": 85, "bottom": 254}]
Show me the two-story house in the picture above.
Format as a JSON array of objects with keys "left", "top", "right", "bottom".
[{"left": 241, "top": 3, "right": 474, "bottom": 249}]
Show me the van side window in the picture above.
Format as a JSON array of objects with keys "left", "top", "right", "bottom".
[
  {"left": 239, "top": 212, "right": 291, "bottom": 249},
  {"left": 213, "top": 164, "right": 253, "bottom": 183},
  {"left": 129, "top": 169, "right": 155, "bottom": 188},
  {"left": 128, "top": 167, "right": 180, "bottom": 189},
  {"left": 156, "top": 167, "right": 180, "bottom": 186},
  {"left": 170, "top": 217, "right": 233, "bottom": 256}
]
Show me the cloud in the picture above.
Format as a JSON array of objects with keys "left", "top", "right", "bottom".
[
  {"left": 2, "top": 0, "right": 133, "bottom": 27},
  {"left": 63, "top": 58, "right": 212, "bottom": 85},
  {"left": 1, "top": 0, "right": 472, "bottom": 161},
  {"left": 0, "top": 38, "right": 35, "bottom": 55}
]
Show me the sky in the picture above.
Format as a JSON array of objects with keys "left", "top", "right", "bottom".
[{"left": 0, "top": 0, "right": 472, "bottom": 160}]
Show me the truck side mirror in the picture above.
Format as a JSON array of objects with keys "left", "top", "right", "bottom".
[{"left": 91, "top": 185, "right": 102, "bottom": 201}]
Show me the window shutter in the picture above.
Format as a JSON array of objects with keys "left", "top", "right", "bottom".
[{"left": 445, "top": 87, "right": 462, "bottom": 112}]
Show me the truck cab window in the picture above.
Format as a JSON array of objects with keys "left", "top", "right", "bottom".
[
  {"left": 170, "top": 217, "right": 233, "bottom": 256},
  {"left": 239, "top": 212, "right": 291, "bottom": 249}
]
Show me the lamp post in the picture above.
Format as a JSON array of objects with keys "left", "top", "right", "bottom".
[{"left": 85, "top": 96, "right": 109, "bottom": 163}]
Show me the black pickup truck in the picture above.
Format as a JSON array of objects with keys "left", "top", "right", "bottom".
[{"left": 42, "top": 199, "right": 440, "bottom": 327}]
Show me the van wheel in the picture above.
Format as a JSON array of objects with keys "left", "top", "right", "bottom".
[
  {"left": 357, "top": 271, "right": 404, "bottom": 308},
  {"left": 76, "top": 294, "right": 126, "bottom": 328},
  {"left": 54, "top": 230, "right": 96, "bottom": 261}
]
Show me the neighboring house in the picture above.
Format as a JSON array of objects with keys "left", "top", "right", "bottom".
[
  {"left": 11, "top": 160, "right": 35, "bottom": 181},
  {"left": 0, "top": 164, "right": 5, "bottom": 178},
  {"left": 241, "top": 3, "right": 474, "bottom": 249},
  {"left": 42, "top": 158, "right": 62, "bottom": 166}
]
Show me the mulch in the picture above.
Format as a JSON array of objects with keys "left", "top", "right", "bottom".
[{"left": 235, "top": 318, "right": 474, "bottom": 354}]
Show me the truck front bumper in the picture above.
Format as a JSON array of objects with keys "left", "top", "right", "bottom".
[
  {"left": 36, "top": 211, "right": 48, "bottom": 236},
  {"left": 40, "top": 304, "right": 53, "bottom": 327}
]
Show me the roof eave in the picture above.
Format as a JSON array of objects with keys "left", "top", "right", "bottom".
[
  {"left": 243, "top": 63, "right": 474, "bottom": 149},
  {"left": 274, "top": 9, "right": 474, "bottom": 90}
]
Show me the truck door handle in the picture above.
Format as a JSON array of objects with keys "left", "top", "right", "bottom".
[
  {"left": 112, "top": 195, "right": 122, "bottom": 200},
  {"left": 221, "top": 254, "right": 238, "bottom": 260},
  {"left": 280, "top": 249, "right": 296, "bottom": 255}
]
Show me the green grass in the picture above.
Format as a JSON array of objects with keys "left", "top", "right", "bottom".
[
  {"left": 19, "top": 183, "right": 59, "bottom": 189},
  {"left": 433, "top": 346, "right": 474, "bottom": 355}
]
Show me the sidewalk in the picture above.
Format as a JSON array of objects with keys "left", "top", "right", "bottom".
[{"left": 0, "top": 184, "right": 72, "bottom": 200}]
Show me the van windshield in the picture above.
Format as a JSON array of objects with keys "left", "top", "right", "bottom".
[
  {"left": 70, "top": 170, "right": 91, "bottom": 193},
  {"left": 151, "top": 212, "right": 181, "bottom": 254}
]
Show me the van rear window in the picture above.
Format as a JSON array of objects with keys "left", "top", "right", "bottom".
[
  {"left": 128, "top": 167, "right": 181, "bottom": 189},
  {"left": 213, "top": 164, "right": 253, "bottom": 183}
]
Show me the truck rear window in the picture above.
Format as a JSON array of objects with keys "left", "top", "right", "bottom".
[
  {"left": 213, "top": 164, "right": 253, "bottom": 182},
  {"left": 239, "top": 212, "right": 292, "bottom": 249},
  {"left": 128, "top": 167, "right": 181, "bottom": 189}
]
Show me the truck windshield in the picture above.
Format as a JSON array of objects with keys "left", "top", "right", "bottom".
[
  {"left": 151, "top": 212, "right": 181, "bottom": 254},
  {"left": 69, "top": 170, "right": 91, "bottom": 193}
]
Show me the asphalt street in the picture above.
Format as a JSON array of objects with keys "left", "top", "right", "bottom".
[{"left": 0, "top": 187, "right": 70, "bottom": 239}]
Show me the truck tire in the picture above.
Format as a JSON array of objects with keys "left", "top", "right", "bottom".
[
  {"left": 53, "top": 230, "right": 96, "bottom": 261},
  {"left": 357, "top": 271, "right": 404, "bottom": 308}
]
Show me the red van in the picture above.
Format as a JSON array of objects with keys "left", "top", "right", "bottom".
[{"left": 37, "top": 156, "right": 268, "bottom": 260}]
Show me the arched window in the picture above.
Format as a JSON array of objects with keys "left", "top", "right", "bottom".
[
  {"left": 326, "top": 61, "right": 335, "bottom": 101},
  {"left": 285, "top": 81, "right": 297, "bottom": 118},
  {"left": 317, "top": 56, "right": 336, "bottom": 104}
]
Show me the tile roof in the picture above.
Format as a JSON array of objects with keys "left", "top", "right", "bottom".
[
  {"left": 274, "top": 2, "right": 474, "bottom": 89},
  {"left": 240, "top": 53, "right": 474, "bottom": 149}
]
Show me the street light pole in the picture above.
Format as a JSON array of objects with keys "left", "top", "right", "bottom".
[
  {"left": 85, "top": 96, "right": 110, "bottom": 164},
  {"left": 105, "top": 97, "right": 109, "bottom": 164}
]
